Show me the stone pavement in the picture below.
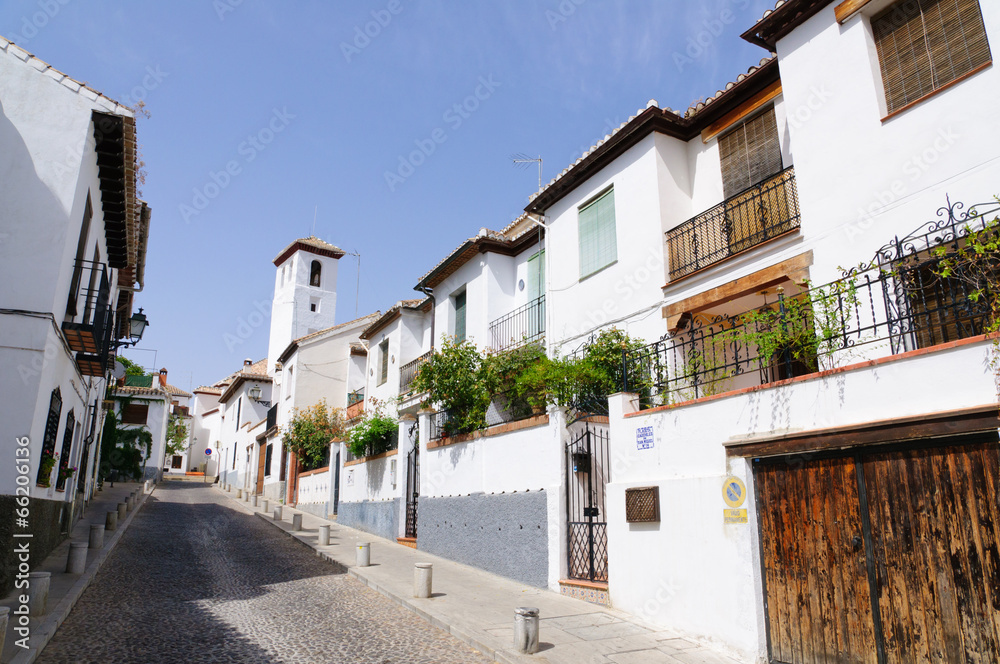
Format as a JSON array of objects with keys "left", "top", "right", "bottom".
[
  {"left": 219, "top": 487, "right": 744, "bottom": 664},
  {"left": 1, "top": 480, "right": 150, "bottom": 664},
  {"left": 33, "top": 482, "right": 490, "bottom": 664}
]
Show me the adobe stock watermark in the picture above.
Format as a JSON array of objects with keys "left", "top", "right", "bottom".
[
  {"left": 844, "top": 126, "right": 961, "bottom": 242},
  {"left": 672, "top": 0, "right": 751, "bottom": 72},
  {"left": 180, "top": 107, "right": 295, "bottom": 223},
  {"left": 341, "top": 0, "right": 405, "bottom": 63},
  {"left": 12, "top": 435, "right": 32, "bottom": 650},
  {"left": 545, "top": 0, "right": 588, "bottom": 31},
  {"left": 384, "top": 75, "right": 501, "bottom": 192},
  {"left": 213, "top": 0, "right": 244, "bottom": 21},
  {"left": 223, "top": 299, "right": 272, "bottom": 352},
  {"left": 6, "top": 0, "right": 71, "bottom": 45}
]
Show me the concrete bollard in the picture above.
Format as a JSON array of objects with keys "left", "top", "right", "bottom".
[
  {"left": 0, "top": 606, "right": 9, "bottom": 653},
  {"left": 356, "top": 542, "right": 371, "bottom": 567},
  {"left": 28, "top": 572, "right": 50, "bottom": 616},
  {"left": 117, "top": 502, "right": 127, "bottom": 520},
  {"left": 319, "top": 524, "right": 330, "bottom": 546},
  {"left": 236, "top": 488, "right": 242, "bottom": 499},
  {"left": 414, "top": 563, "right": 433, "bottom": 599},
  {"left": 66, "top": 541, "right": 88, "bottom": 574},
  {"left": 273, "top": 506, "right": 283, "bottom": 521},
  {"left": 89, "top": 524, "right": 105, "bottom": 549},
  {"left": 514, "top": 607, "right": 540, "bottom": 654},
  {"left": 292, "top": 513, "right": 303, "bottom": 531},
  {"left": 252, "top": 495, "right": 258, "bottom": 507},
  {"left": 244, "top": 493, "right": 250, "bottom": 503},
  {"left": 262, "top": 499, "right": 269, "bottom": 512},
  {"left": 106, "top": 510, "right": 118, "bottom": 532}
]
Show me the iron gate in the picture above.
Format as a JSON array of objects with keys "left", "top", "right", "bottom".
[
  {"left": 405, "top": 444, "right": 419, "bottom": 538},
  {"left": 566, "top": 423, "right": 610, "bottom": 582}
]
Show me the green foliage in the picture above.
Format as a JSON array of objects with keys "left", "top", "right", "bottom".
[
  {"left": 99, "top": 403, "right": 153, "bottom": 481},
  {"left": 932, "top": 213, "right": 1000, "bottom": 333},
  {"left": 37, "top": 453, "right": 55, "bottom": 487},
  {"left": 165, "top": 413, "right": 189, "bottom": 457},
  {"left": 282, "top": 400, "right": 343, "bottom": 470},
  {"left": 347, "top": 398, "right": 399, "bottom": 458},
  {"left": 117, "top": 356, "right": 148, "bottom": 376},
  {"left": 412, "top": 336, "right": 489, "bottom": 436}
]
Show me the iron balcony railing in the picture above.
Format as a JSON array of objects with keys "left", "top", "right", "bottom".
[
  {"left": 399, "top": 351, "right": 432, "bottom": 393},
  {"left": 628, "top": 198, "right": 999, "bottom": 406},
  {"left": 428, "top": 389, "right": 537, "bottom": 440},
  {"left": 666, "top": 167, "right": 800, "bottom": 281},
  {"left": 266, "top": 404, "right": 278, "bottom": 431},
  {"left": 347, "top": 389, "right": 364, "bottom": 407},
  {"left": 62, "top": 259, "right": 114, "bottom": 376},
  {"left": 488, "top": 295, "right": 545, "bottom": 351}
]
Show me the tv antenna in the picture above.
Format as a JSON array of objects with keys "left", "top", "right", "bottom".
[{"left": 511, "top": 153, "right": 543, "bottom": 192}]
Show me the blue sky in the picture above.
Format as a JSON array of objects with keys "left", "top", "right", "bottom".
[{"left": 2, "top": 0, "right": 774, "bottom": 391}]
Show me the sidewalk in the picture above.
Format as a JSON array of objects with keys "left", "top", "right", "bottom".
[
  {"left": 216, "top": 487, "right": 742, "bottom": 664},
  {"left": 1, "top": 481, "right": 152, "bottom": 664}
]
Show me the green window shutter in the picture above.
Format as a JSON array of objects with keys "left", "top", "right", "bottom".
[
  {"left": 527, "top": 250, "right": 545, "bottom": 301},
  {"left": 379, "top": 340, "right": 389, "bottom": 385},
  {"left": 454, "top": 291, "right": 467, "bottom": 342},
  {"left": 578, "top": 189, "right": 617, "bottom": 278}
]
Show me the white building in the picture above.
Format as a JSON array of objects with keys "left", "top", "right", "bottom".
[
  {"left": 216, "top": 358, "right": 272, "bottom": 492},
  {"left": 0, "top": 36, "right": 149, "bottom": 592},
  {"left": 113, "top": 369, "right": 192, "bottom": 481}
]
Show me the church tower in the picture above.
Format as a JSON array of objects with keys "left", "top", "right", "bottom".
[{"left": 266, "top": 237, "right": 343, "bottom": 373}]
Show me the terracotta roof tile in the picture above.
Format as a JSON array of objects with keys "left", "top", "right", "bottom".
[{"left": 272, "top": 236, "right": 346, "bottom": 266}]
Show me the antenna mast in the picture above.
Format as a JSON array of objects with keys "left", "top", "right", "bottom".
[{"left": 511, "top": 153, "right": 543, "bottom": 191}]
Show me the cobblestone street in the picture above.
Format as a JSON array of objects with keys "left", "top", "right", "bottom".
[{"left": 36, "top": 482, "right": 491, "bottom": 664}]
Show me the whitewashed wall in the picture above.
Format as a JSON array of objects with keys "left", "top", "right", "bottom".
[{"left": 606, "top": 338, "right": 996, "bottom": 661}]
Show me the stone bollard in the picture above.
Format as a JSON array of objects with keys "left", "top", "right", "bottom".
[
  {"left": 319, "top": 524, "right": 330, "bottom": 546},
  {"left": 0, "top": 606, "right": 9, "bottom": 653},
  {"left": 252, "top": 495, "right": 258, "bottom": 507},
  {"left": 106, "top": 510, "right": 118, "bottom": 532},
  {"left": 356, "top": 542, "right": 371, "bottom": 567},
  {"left": 292, "top": 513, "right": 303, "bottom": 531},
  {"left": 244, "top": 493, "right": 250, "bottom": 503},
  {"left": 90, "top": 524, "right": 105, "bottom": 549},
  {"left": 273, "top": 506, "right": 283, "bottom": 521},
  {"left": 236, "top": 488, "right": 242, "bottom": 499},
  {"left": 414, "top": 563, "right": 433, "bottom": 599},
  {"left": 66, "top": 541, "right": 88, "bottom": 574},
  {"left": 28, "top": 572, "right": 50, "bottom": 616},
  {"left": 514, "top": 607, "right": 540, "bottom": 654},
  {"left": 262, "top": 499, "right": 269, "bottom": 512},
  {"left": 117, "top": 502, "right": 127, "bottom": 520}
]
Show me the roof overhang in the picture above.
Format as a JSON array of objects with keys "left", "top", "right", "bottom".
[
  {"left": 524, "top": 59, "right": 780, "bottom": 215},
  {"left": 92, "top": 111, "right": 137, "bottom": 270},
  {"left": 273, "top": 240, "right": 346, "bottom": 267},
  {"left": 741, "top": 0, "right": 833, "bottom": 51},
  {"left": 218, "top": 374, "right": 271, "bottom": 404}
]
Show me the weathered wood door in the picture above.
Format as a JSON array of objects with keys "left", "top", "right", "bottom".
[
  {"left": 756, "top": 437, "right": 1000, "bottom": 664},
  {"left": 255, "top": 442, "right": 266, "bottom": 495},
  {"left": 756, "top": 455, "right": 879, "bottom": 663}
]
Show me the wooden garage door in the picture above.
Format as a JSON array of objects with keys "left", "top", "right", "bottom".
[
  {"left": 756, "top": 437, "right": 1000, "bottom": 664},
  {"left": 757, "top": 455, "right": 878, "bottom": 663}
]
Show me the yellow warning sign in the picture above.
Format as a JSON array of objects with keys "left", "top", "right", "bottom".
[
  {"left": 723, "top": 508, "right": 748, "bottom": 524},
  {"left": 722, "top": 476, "right": 746, "bottom": 508}
]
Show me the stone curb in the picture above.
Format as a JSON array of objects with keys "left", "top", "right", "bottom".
[{"left": 9, "top": 485, "right": 155, "bottom": 664}]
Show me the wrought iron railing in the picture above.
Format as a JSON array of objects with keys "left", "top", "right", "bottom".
[
  {"left": 628, "top": 198, "right": 999, "bottom": 406},
  {"left": 666, "top": 167, "right": 800, "bottom": 281},
  {"left": 266, "top": 404, "right": 278, "bottom": 431},
  {"left": 62, "top": 259, "right": 114, "bottom": 376},
  {"left": 428, "top": 390, "right": 537, "bottom": 440},
  {"left": 488, "top": 296, "right": 546, "bottom": 351},
  {"left": 399, "top": 351, "right": 432, "bottom": 393}
]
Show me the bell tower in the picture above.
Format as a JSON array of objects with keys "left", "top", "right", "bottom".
[{"left": 266, "top": 236, "right": 343, "bottom": 373}]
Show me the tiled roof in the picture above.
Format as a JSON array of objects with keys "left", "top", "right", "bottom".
[
  {"left": 359, "top": 299, "right": 430, "bottom": 340},
  {"left": 164, "top": 383, "right": 192, "bottom": 398},
  {"left": 741, "top": 0, "right": 830, "bottom": 50},
  {"left": 0, "top": 36, "right": 135, "bottom": 116},
  {"left": 273, "top": 236, "right": 346, "bottom": 266},
  {"left": 414, "top": 224, "right": 542, "bottom": 291},
  {"left": 292, "top": 311, "right": 383, "bottom": 345},
  {"left": 115, "top": 385, "right": 168, "bottom": 398},
  {"left": 685, "top": 56, "right": 776, "bottom": 116},
  {"left": 350, "top": 341, "right": 368, "bottom": 355},
  {"left": 194, "top": 386, "right": 223, "bottom": 396}
]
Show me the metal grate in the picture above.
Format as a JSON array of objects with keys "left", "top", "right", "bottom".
[
  {"left": 566, "top": 424, "right": 610, "bottom": 582},
  {"left": 625, "top": 486, "right": 660, "bottom": 523},
  {"left": 488, "top": 296, "right": 546, "bottom": 351}
]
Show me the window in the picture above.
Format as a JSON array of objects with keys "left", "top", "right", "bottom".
[
  {"left": 37, "top": 388, "right": 62, "bottom": 485},
  {"left": 310, "top": 260, "right": 322, "bottom": 287},
  {"left": 56, "top": 411, "right": 76, "bottom": 491},
  {"left": 719, "top": 106, "right": 782, "bottom": 199},
  {"left": 378, "top": 339, "right": 389, "bottom": 385},
  {"left": 527, "top": 250, "right": 545, "bottom": 301},
  {"left": 264, "top": 443, "right": 273, "bottom": 476},
  {"left": 235, "top": 397, "right": 242, "bottom": 429},
  {"left": 578, "top": 188, "right": 617, "bottom": 278},
  {"left": 171, "top": 455, "right": 183, "bottom": 469},
  {"left": 873, "top": 0, "right": 991, "bottom": 115},
  {"left": 121, "top": 403, "right": 149, "bottom": 425},
  {"left": 66, "top": 194, "right": 93, "bottom": 318},
  {"left": 453, "top": 290, "right": 467, "bottom": 342}
]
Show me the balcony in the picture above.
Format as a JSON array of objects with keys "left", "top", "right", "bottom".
[
  {"left": 399, "top": 351, "right": 432, "bottom": 394},
  {"left": 345, "top": 391, "right": 364, "bottom": 422},
  {"left": 62, "top": 260, "right": 114, "bottom": 377},
  {"left": 488, "top": 295, "right": 546, "bottom": 351},
  {"left": 666, "top": 167, "right": 799, "bottom": 281}
]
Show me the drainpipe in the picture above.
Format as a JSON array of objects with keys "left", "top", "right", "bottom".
[{"left": 525, "top": 214, "right": 551, "bottom": 356}]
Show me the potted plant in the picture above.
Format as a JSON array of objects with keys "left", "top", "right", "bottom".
[{"left": 37, "top": 453, "right": 55, "bottom": 487}]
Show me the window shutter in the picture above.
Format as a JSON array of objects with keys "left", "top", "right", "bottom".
[
  {"left": 873, "top": 0, "right": 991, "bottom": 114},
  {"left": 527, "top": 251, "right": 545, "bottom": 301},
  {"left": 379, "top": 340, "right": 389, "bottom": 384},
  {"left": 578, "top": 189, "right": 617, "bottom": 278},
  {"left": 719, "top": 106, "right": 782, "bottom": 198},
  {"left": 454, "top": 291, "right": 467, "bottom": 342}
]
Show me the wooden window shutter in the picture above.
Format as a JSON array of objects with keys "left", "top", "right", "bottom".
[
  {"left": 121, "top": 402, "right": 149, "bottom": 425},
  {"left": 454, "top": 291, "right": 467, "bottom": 342},
  {"left": 873, "top": 0, "right": 991, "bottom": 114},
  {"left": 578, "top": 188, "right": 618, "bottom": 278},
  {"left": 379, "top": 339, "right": 389, "bottom": 384},
  {"left": 719, "top": 106, "right": 781, "bottom": 199}
]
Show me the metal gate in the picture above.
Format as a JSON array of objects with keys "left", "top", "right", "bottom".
[
  {"left": 566, "top": 423, "right": 610, "bottom": 582},
  {"left": 331, "top": 449, "right": 340, "bottom": 515},
  {"left": 405, "top": 444, "right": 419, "bottom": 539}
]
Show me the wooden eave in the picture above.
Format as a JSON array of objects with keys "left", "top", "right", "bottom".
[{"left": 741, "top": 0, "right": 833, "bottom": 50}]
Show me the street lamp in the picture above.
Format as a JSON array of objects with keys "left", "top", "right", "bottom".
[
  {"left": 113, "top": 308, "right": 150, "bottom": 350},
  {"left": 248, "top": 385, "right": 270, "bottom": 407}
]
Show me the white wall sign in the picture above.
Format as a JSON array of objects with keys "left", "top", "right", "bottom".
[
  {"left": 346, "top": 469, "right": 354, "bottom": 486},
  {"left": 636, "top": 425, "right": 654, "bottom": 450}
]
